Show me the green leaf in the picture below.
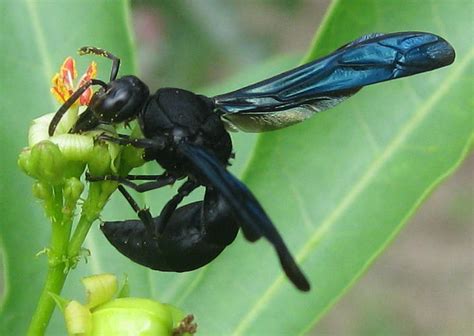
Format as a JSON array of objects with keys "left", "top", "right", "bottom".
[{"left": 1, "top": 1, "right": 472, "bottom": 335}]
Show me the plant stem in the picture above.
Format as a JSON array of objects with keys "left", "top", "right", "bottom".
[
  {"left": 27, "top": 177, "right": 117, "bottom": 334},
  {"left": 27, "top": 186, "right": 70, "bottom": 336},
  {"left": 27, "top": 265, "right": 68, "bottom": 336},
  {"left": 67, "top": 209, "right": 100, "bottom": 259},
  {"left": 68, "top": 182, "right": 115, "bottom": 259}
]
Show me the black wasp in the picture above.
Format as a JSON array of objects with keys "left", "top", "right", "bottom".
[{"left": 48, "top": 32, "right": 454, "bottom": 292}]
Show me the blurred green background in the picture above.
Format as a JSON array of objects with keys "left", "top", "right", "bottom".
[
  {"left": 131, "top": 2, "right": 473, "bottom": 334},
  {"left": 1, "top": 1, "right": 472, "bottom": 335}
]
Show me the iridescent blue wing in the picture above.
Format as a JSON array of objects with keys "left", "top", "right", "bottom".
[
  {"left": 177, "top": 142, "right": 310, "bottom": 291},
  {"left": 212, "top": 32, "right": 455, "bottom": 132}
]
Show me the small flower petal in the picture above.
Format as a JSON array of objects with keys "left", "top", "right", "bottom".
[
  {"left": 29, "top": 113, "right": 55, "bottom": 147},
  {"left": 78, "top": 61, "right": 97, "bottom": 105},
  {"left": 51, "top": 57, "right": 96, "bottom": 105},
  {"left": 61, "top": 57, "right": 77, "bottom": 90},
  {"left": 82, "top": 274, "right": 118, "bottom": 310},
  {"left": 65, "top": 300, "right": 92, "bottom": 336}
]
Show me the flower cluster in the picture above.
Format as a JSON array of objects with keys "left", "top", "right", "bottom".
[
  {"left": 21, "top": 56, "right": 193, "bottom": 336},
  {"left": 19, "top": 56, "right": 145, "bottom": 212},
  {"left": 21, "top": 57, "right": 118, "bottom": 173}
]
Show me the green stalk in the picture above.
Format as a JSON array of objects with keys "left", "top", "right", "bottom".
[
  {"left": 27, "top": 186, "right": 70, "bottom": 336},
  {"left": 27, "top": 266, "right": 68, "bottom": 336},
  {"left": 68, "top": 182, "right": 116, "bottom": 260},
  {"left": 23, "top": 134, "right": 128, "bottom": 335},
  {"left": 27, "top": 181, "right": 116, "bottom": 335}
]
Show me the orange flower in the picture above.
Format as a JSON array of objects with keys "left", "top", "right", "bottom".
[{"left": 51, "top": 57, "right": 97, "bottom": 106}]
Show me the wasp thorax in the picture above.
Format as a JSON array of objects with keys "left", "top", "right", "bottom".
[{"left": 90, "top": 75, "right": 149, "bottom": 124}]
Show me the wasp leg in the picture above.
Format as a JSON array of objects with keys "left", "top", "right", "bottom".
[
  {"left": 154, "top": 179, "right": 199, "bottom": 235},
  {"left": 87, "top": 172, "right": 176, "bottom": 192},
  {"left": 98, "top": 133, "right": 167, "bottom": 151},
  {"left": 125, "top": 174, "right": 171, "bottom": 180},
  {"left": 116, "top": 185, "right": 154, "bottom": 233}
]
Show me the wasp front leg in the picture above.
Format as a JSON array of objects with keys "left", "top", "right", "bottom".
[{"left": 86, "top": 172, "right": 176, "bottom": 193}]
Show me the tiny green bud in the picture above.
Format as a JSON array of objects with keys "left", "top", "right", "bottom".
[
  {"left": 118, "top": 125, "right": 145, "bottom": 174},
  {"left": 87, "top": 144, "right": 112, "bottom": 176},
  {"left": 18, "top": 148, "right": 33, "bottom": 176},
  {"left": 63, "top": 177, "right": 85, "bottom": 217},
  {"left": 32, "top": 181, "right": 52, "bottom": 201},
  {"left": 63, "top": 177, "right": 85, "bottom": 204},
  {"left": 120, "top": 144, "right": 145, "bottom": 174}
]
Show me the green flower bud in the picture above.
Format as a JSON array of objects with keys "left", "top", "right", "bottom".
[
  {"left": 63, "top": 177, "right": 85, "bottom": 217},
  {"left": 91, "top": 298, "right": 173, "bottom": 336},
  {"left": 27, "top": 141, "right": 66, "bottom": 185},
  {"left": 59, "top": 274, "right": 196, "bottom": 336},
  {"left": 118, "top": 126, "right": 145, "bottom": 174},
  {"left": 87, "top": 144, "right": 112, "bottom": 176},
  {"left": 18, "top": 148, "right": 33, "bottom": 176},
  {"left": 63, "top": 178, "right": 85, "bottom": 204},
  {"left": 119, "top": 145, "right": 145, "bottom": 175},
  {"left": 32, "top": 181, "right": 52, "bottom": 201},
  {"left": 106, "top": 139, "right": 121, "bottom": 173}
]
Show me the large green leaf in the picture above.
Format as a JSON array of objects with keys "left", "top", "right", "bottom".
[
  {"left": 0, "top": 0, "right": 471, "bottom": 335},
  {"left": 221, "top": 1, "right": 472, "bottom": 335}
]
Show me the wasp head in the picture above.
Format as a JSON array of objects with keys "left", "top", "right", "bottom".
[{"left": 90, "top": 75, "right": 149, "bottom": 125}]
